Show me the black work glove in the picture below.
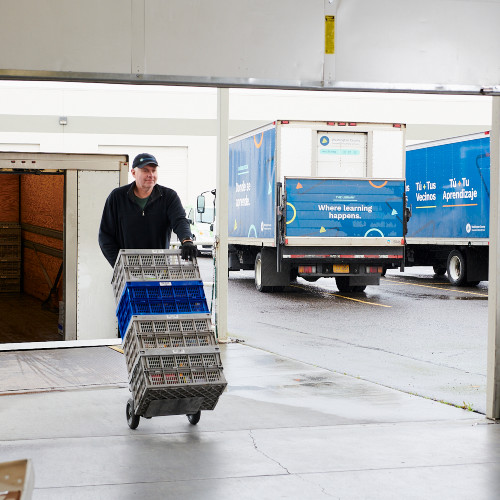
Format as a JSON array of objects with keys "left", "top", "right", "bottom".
[{"left": 181, "top": 240, "right": 197, "bottom": 261}]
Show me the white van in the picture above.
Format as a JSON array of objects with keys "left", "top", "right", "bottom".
[{"left": 186, "top": 190, "right": 216, "bottom": 256}]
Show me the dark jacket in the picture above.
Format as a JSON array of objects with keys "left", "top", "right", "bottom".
[{"left": 98, "top": 182, "right": 192, "bottom": 267}]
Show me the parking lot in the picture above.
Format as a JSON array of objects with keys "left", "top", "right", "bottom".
[{"left": 198, "top": 257, "right": 489, "bottom": 414}]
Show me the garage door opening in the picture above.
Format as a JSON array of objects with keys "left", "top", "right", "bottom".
[{"left": 0, "top": 171, "right": 64, "bottom": 343}]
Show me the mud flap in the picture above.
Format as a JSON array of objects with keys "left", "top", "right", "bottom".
[{"left": 259, "top": 247, "right": 290, "bottom": 287}]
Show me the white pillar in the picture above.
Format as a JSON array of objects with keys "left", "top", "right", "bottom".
[
  {"left": 487, "top": 96, "right": 500, "bottom": 420},
  {"left": 215, "top": 88, "right": 229, "bottom": 340}
]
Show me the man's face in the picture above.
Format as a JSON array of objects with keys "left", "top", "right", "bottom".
[{"left": 132, "top": 164, "right": 158, "bottom": 191}]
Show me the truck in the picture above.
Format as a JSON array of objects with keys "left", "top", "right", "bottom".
[
  {"left": 224, "top": 120, "right": 408, "bottom": 292},
  {"left": 405, "top": 132, "right": 490, "bottom": 286}
]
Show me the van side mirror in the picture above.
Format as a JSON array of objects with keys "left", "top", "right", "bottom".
[{"left": 197, "top": 195, "right": 205, "bottom": 214}]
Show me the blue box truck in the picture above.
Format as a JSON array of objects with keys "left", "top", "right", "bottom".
[
  {"left": 405, "top": 132, "right": 490, "bottom": 285},
  {"left": 226, "top": 120, "right": 408, "bottom": 292}
]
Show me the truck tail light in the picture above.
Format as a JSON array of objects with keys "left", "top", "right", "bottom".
[
  {"left": 298, "top": 265, "right": 316, "bottom": 274},
  {"left": 393, "top": 123, "right": 402, "bottom": 128},
  {"left": 366, "top": 266, "right": 383, "bottom": 274}
]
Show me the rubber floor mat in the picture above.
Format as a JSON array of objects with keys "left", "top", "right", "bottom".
[{"left": 0, "top": 347, "right": 128, "bottom": 393}]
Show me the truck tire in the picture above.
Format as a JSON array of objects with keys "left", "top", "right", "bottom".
[
  {"left": 335, "top": 277, "right": 366, "bottom": 293},
  {"left": 303, "top": 276, "right": 320, "bottom": 283},
  {"left": 433, "top": 265, "right": 446, "bottom": 276},
  {"left": 255, "top": 252, "right": 272, "bottom": 292},
  {"left": 447, "top": 250, "right": 467, "bottom": 286}
]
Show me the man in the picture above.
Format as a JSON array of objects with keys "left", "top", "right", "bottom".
[{"left": 98, "top": 152, "right": 196, "bottom": 267}]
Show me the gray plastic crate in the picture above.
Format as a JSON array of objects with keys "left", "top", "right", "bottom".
[
  {"left": 130, "top": 362, "right": 227, "bottom": 417},
  {"left": 128, "top": 349, "right": 222, "bottom": 378},
  {"left": 112, "top": 249, "right": 201, "bottom": 303},
  {"left": 123, "top": 314, "right": 216, "bottom": 373}
]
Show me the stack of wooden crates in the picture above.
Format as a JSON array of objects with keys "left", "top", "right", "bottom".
[
  {"left": 112, "top": 249, "right": 226, "bottom": 423},
  {"left": 0, "top": 223, "right": 21, "bottom": 293}
]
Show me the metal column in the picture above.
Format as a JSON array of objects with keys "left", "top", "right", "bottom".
[
  {"left": 215, "top": 88, "right": 229, "bottom": 340},
  {"left": 487, "top": 96, "right": 500, "bottom": 420}
]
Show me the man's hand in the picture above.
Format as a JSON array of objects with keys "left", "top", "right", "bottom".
[{"left": 181, "top": 240, "right": 197, "bottom": 261}]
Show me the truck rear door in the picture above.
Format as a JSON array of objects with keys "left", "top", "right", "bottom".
[{"left": 284, "top": 177, "right": 405, "bottom": 248}]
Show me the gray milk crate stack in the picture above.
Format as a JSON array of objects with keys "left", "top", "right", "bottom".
[{"left": 112, "top": 249, "right": 227, "bottom": 429}]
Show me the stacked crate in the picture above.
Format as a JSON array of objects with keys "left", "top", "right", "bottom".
[
  {"left": 0, "top": 223, "right": 21, "bottom": 293},
  {"left": 112, "top": 249, "right": 226, "bottom": 419}
]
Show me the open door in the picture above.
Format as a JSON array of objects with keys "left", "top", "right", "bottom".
[
  {"left": 0, "top": 152, "right": 127, "bottom": 345},
  {"left": 0, "top": 171, "right": 64, "bottom": 343}
]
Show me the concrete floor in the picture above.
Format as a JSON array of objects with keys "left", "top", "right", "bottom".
[{"left": 1, "top": 343, "right": 499, "bottom": 499}]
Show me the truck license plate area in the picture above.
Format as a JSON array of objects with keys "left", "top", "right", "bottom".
[{"left": 333, "top": 265, "right": 349, "bottom": 273}]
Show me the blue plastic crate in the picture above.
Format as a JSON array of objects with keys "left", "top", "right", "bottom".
[
  {"left": 120, "top": 280, "right": 205, "bottom": 301},
  {"left": 116, "top": 281, "right": 209, "bottom": 338}
]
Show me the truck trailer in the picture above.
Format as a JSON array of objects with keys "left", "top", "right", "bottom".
[
  {"left": 0, "top": 151, "right": 128, "bottom": 344},
  {"left": 226, "top": 120, "right": 408, "bottom": 292},
  {"left": 405, "top": 132, "right": 490, "bottom": 285}
]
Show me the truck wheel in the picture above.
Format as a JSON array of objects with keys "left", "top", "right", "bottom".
[
  {"left": 335, "top": 277, "right": 366, "bottom": 293},
  {"left": 447, "top": 250, "right": 467, "bottom": 286},
  {"left": 433, "top": 265, "right": 446, "bottom": 276},
  {"left": 303, "top": 276, "right": 319, "bottom": 283},
  {"left": 255, "top": 252, "right": 272, "bottom": 292}
]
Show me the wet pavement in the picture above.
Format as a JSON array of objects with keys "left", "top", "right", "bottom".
[
  {"left": 1, "top": 343, "right": 499, "bottom": 499},
  {"left": 223, "top": 262, "right": 489, "bottom": 414}
]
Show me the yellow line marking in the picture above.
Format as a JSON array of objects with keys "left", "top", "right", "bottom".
[
  {"left": 108, "top": 345, "right": 124, "bottom": 354},
  {"left": 383, "top": 277, "right": 488, "bottom": 297},
  {"left": 290, "top": 284, "right": 391, "bottom": 307}
]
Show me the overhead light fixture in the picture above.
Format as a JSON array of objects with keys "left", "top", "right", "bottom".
[{"left": 59, "top": 116, "right": 67, "bottom": 126}]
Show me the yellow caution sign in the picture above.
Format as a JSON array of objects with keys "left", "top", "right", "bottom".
[
  {"left": 320, "top": 226, "right": 326, "bottom": 233},
  {"left": 325, "top": 16, "right": 335, "bottom": 55},
  {"left": 234, "top": 219, "right": 238, "bottom": 231}
]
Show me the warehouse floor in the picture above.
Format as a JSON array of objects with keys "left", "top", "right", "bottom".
[{"left": 1, "top": 343, "right": 499, "bottom": 499}]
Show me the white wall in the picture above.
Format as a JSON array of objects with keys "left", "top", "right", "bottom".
[{"left": 0, "top": 82, "right": 493, "bottom": 202}]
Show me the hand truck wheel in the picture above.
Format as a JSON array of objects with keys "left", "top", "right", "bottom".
[
  {"left": 126, "top": 398, "right": 140, "bottom": 429},
  {"left": 187, "top": 410, "right": 201, "bottom": 425}
]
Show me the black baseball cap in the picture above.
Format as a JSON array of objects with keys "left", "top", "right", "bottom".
[{"left": 132, "top": 153, "right": 158, "bottom": 169}]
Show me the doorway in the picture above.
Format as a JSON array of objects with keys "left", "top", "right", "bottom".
[{"left": 0, "top": 171, "right": 64, "bottom": 343}]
